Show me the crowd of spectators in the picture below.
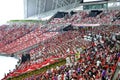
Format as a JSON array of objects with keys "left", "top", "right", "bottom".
[
  {"left": 49, "top": 10, "right": 120, "bottom": 25},
  {"left": 1, "top": 10, "right": 120, "bottom": 80},
  {"left": 0, "top": 25, "right": 59, "bottom": 54},
  {"left": 2, "top": 24, "right": 120, "bottom": 80},
  {"left": 0, "top": 24, "right": 34, "bottom": 47},
  {"left": 0, "top": 10, "right": 120, "bottom": 54},
  {"left": 23, "top": 26, "right": 120, "bottom": 80}
]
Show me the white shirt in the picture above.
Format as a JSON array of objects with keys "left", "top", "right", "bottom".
[
  {"left": 56, "top": 66, "right": 60, "bottom": 70},
  {"left": 66, "top": 57, "right": 71, "bottom": 64},
  {"left": 106, "top": 56, "right": 110, "bottom": 63},
  {"left": 57, "top": 74, "right": 61, "bottom": 80},
  {"left": 97, "top": 60, "right": 101, "bottom": 66},
  {"left": 64, "top": 73, "right": 67, "bottom": 80}
]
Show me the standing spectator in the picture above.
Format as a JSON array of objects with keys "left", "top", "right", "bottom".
[{"left": 102, "top": 67, "right": 107, "bottom": 80}]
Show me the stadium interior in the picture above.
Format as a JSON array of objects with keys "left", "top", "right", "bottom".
[{"left": 0, "top": 0, "right": 120, "bottom": 80}]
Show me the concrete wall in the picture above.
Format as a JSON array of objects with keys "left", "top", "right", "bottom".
[
  {"left": 45, "top": 0, "right": 54, "bottom": 12},
  {"left": 24, "top": 0, "right": 37, "bottom": 18}
]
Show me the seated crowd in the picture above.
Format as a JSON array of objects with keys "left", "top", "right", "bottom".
[
  {"left": 0, "top": 24, "right": 59, "bottom": 53},
  {"left": 0, "top": 24, "right": 34, "bottom": 47},
  {"left": 50, "top": 10, "right": 120, "bottom": 25},
  {"left": 24, "top": 40, "right": 120, "bottom": 80},
  {"left": 1, "top": 10, "right": 120, "bottom": 80},
  {"left": 23, "top": 26, "right": 120, "bottom": 80},
  {"left": 3, "top": 24, "right": 120, "bottom": 80},
  {"left": 0, "top": 10, "right": 120, "bottom": 54}
]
